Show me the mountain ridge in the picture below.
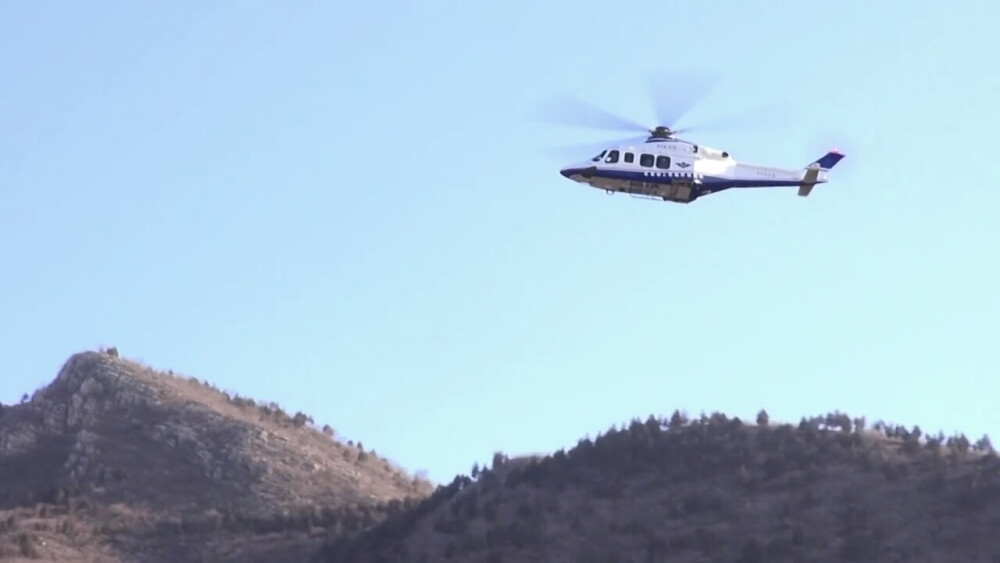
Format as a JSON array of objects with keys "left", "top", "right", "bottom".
[{"left": 3, "top": 350, "right": 999, "bottom": 562}]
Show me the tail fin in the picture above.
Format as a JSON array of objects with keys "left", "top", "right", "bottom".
[
  {"left": 798, "top": 149, "right": 845, "bottom": 197},
  {"left": 809, "top": 149, "right": 845, "bottom": 170}
]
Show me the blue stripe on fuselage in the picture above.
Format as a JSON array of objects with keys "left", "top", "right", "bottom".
[{"left": 562, "top": 167, "right": 803, "bottom": 189}]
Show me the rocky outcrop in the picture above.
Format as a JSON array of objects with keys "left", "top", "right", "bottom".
[{"left": 35, "top": 351, "right": 159, "bottom": 433}]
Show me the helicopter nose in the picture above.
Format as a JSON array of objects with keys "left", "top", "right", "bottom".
[{"left": 560, "top": 165, "right": 585, "bottom": 179}]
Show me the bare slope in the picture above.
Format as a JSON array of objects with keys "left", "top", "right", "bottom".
[
  {"left": 0, "top": 349, "right": 433, "bottom": 561},
  {"left": 320, "top": 411, "right": 1000, "bottom": 563}
]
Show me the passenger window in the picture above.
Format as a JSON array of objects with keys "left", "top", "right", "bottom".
[
  {"left": 605, "top": 150, "right": 620, "bottom": 163},
  {"left": 624, "top": 152, "right": 634, "bottom": 163},
  {"left": 639, "top": 154, "right": 654, "bottom": 167},
  {"left": 656, "top": 155, "right": 671, "bottom": 169}
]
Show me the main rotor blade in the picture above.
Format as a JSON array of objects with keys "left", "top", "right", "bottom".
[
  {"left": 673, "top": 100, "right": 796, "bottom": 136},
  {"left": 530, "top": 94, "right": 649, "bottom": 133},
  {"left": 541, "top": 135, "right": 650, "bottom": 162},
  {"left": 647, "top": 71, "right": 720, "bottom": 128}
]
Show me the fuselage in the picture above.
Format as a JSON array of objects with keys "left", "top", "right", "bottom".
[{"left": 559, "top": 135, "right": 825, "bottom": 203}]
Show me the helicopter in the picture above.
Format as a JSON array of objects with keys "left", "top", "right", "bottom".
[{"left": 536, "top": 80, "right": 846, "bottom": 204}]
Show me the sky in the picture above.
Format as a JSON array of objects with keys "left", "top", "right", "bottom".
[{"left": 1, "top": 0, "right": 998, "bottom": 484}]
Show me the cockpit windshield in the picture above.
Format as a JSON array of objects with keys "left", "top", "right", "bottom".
[{"left": 591, "top": 150, "right": 607, "bottom": 162}]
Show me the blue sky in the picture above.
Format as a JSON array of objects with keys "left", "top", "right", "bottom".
[{"left": 2, "top": 0, "right": 997, "bottom": 484}]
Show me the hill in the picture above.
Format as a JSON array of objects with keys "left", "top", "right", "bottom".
[
  {"left": 0, "top": 349, "right": 433, "bottom": 562},
  {"left": 319, "top": 411, "right": 1000, "bottom": 563}
]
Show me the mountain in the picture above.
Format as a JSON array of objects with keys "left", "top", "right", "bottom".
[
  {"left": 4, "top": 350, "right": 1000, "bottom": 562},
  {"left": 319, "top": 411, "right": 1000, "bottom": 563},
  {"left": 0, "top": 349, "right": 433, "bottom": 562}
]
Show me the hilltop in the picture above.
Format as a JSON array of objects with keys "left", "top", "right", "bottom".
[
  {"left": 320, "top": 411, "right": 1000, "bottom": 563},
  {"left": 0, "top": 349, "right": 433, "bottom": 561}
]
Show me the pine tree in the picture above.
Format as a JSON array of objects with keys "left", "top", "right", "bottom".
[{"left": 756, "top": 409, "right": 769, "bottom": 426}]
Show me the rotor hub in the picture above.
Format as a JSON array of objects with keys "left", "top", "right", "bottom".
[{"left": 649, "top": 126, "right": 675, "bottom": 138}]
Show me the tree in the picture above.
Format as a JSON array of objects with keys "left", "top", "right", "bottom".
[
  {"left": 975, "top": 434, "right": 994, "bottom": 453},
  {"left": 955, "top": 434, "right": 970, "bottom": 453},
  {"left": 825, "top": 412, "right": 852, "bottom": 433},
  {"left": 645, "top": 414, "right": 662, "bottom": 435},
  {"left": 292, "top": 412, "right": 311, "bottom": 427},
  {"left": 853, "top": 416, "right": 867, "bottom": 433},
  {"left": 492, "top": 451, "right": 508, "bottom": 470},
  {"left": 669, "top": 409, "right": 688, "bottom": 430},
  {"left": 925, "top": 436, "right": 942, "bottom": 454},
  {"left": 902, "top": 432, "right": 922, "bottom": 455},
  {"left": 756, "top": 409, "right": 769, "bottom": 426}
]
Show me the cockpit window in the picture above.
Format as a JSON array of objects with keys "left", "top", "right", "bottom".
[
  {"left": 591, "top": 150, "right": 607, "bottom": 162},
  {"left": 605, "top": 150, "right": 620, "bottom": 164}
]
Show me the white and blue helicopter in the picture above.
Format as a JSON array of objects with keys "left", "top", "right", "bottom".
[{"left": 537, "top": 82, "right": 845, "bottom": 204}]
